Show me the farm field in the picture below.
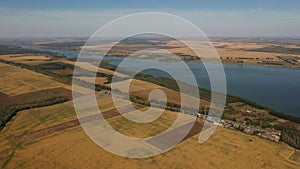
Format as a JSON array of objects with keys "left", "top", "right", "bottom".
[
  {"left": 1, "top": 1, "right": 300, "bottom": 168},
  {"left": 24, "top": 36, "right": 300, "bottom": 67},
  {"left": 0, "top": 62, "right": 69, "bottom": 96},
  {"left": 0, "top": 54, "right": 54, "bottom": 65},
  {"left": 165, "top": 40, "right": 300, "bottom": 66},
  {"left": 0, "top": 98, "right": 298, "bottom": 169},
  {"left": 0, "top": 45, "right": 299, "bottom": 168},
  {"left": 62, "top": 60, "right": 129, "bottom": 78},
  {"left": 107, "top": 79, "right": 211, "bottom": 107},
  {"left": 0, "top": 87, "right": 73, "bottom": 108},
  {"left": 76, "top": 76, "right": 108, "bottom": 85},
  {"left": 48, "top": 38, "right": 299, "bottom": 67}
]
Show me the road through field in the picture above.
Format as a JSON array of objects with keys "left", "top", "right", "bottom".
[
  {"left": 13, "top": 104, "right": 204, "bottom": 148},
  {"left": 13, "top": 104, "right": 136, "bottom": 144}
]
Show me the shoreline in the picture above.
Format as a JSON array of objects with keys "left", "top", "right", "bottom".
[
  {"left": 4, "top": 46, "right": 300, "bottom": 117},
  {"left": 25, "top": 46, "right": 300, "bottom": 69}
]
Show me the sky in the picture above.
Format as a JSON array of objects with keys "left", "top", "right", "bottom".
[{"left": 0, "top": 0, "right": 299, "bottom": 37}]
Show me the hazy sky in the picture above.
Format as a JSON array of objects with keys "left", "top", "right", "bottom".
[{"left": 0, "top": 0, "right": 299, "bottom": 37}]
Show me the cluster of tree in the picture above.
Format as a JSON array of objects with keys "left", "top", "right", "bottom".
[
  {"left": 275, "top": 125, "right": 300, "bottom": 150},
  {"left": 0, "top": 96, "right": 68, "bottom": 130},
  {"left": 62, "top": 59, "right": 300, "bottom": 150},
  {"left": 247, "top": 46, "right": 300, "bottom": 55},
  {"left": 0, "top": 59, "right": 72, "bottom": 84},
  {"left": 281, "top": 129, "right": 300, "bottom": 149},
  {"left": 0, "top": 59, "right": 112, "bottom": 85},
  {"left": 113, "top": 89, "right": 181, "bottom": 113},
  {"left": 244, "top": 117, "right": 276, "bottom": 128},
  {"left": 119, "top": 36, "right": 169, "bottom": 45},
  {"left": 0, "top": 45, "right": 65, "bottom": 58},
  {"left": 36, "top": 62, "right": 75, "bottom": 70},
  {"left": 132, "top": 72, "right": 215, "bottom": 103},
  {"left": 98, "top": 59, "right": 212, "bottom": 101},
  {"left": 37, "top": 61, "right": 118, "bottom": 85},
  {"left": 234, "top": 125, "right": 245, "bottom": 132},
  {"left": 269, "top": 110, "right": 300, "bottom": 124},
  {"left": 37, "top": 41, "right": 85, "bottom": 51},
  {"left": 223, "top": 106, "right": 239, "bottom": 115},
  {"left": 2, "top": 55, "right": 300, "bottom": 130},
  {"left": 85, "top": 66, "right": 300, "bottom": 149},
  {"left": 227, "top": 95, "right": 300, "bottom": 124},
  {"left": 129, "top": 95, "right": 151, "bottom": 107},
  {"left": 72, "top": 78, "right": 110, "bottom": 91},
  {"left": 100, "top": 59, "right": 300, "bottom": 125}
]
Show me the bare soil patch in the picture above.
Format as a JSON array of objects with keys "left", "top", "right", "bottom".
[{"left": 145, "top": 121, "right": 203, "bottom": 151}]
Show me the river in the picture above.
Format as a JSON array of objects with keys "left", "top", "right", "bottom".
[{"left": 36, "top": 48, "right": 300, "bottom": 117}]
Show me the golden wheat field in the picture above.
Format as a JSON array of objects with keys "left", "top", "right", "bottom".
[
  {"left": 0, "top": 99, "right": 299, "bottom": 169},
  {"left": 0, "top": 51, "right": 299, "bottom": 169},
  {"left": 107, "top": 79, "right": 210, "bottom": 108},
  {"left": 0, "top": 62, "right": 69, "bottom": 96}
]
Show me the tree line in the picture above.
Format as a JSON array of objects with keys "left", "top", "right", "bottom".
[
  {"left": 0, "top": 45, "right": 65, "bottom": 58},
  {"left": 0, "top": 96, "right": 69, "bottom": 130},
  {"left": 275, "top": 125, "right": 300, "bottom": 149}
]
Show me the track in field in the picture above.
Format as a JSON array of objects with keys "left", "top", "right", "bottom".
[{"left": 13, "top": 105, "right": 136, "bottom": 144}]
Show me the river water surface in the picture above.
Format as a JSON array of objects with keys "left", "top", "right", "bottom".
[{"left": 36, "top": 48, "right": 300, "bottom": 117}]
